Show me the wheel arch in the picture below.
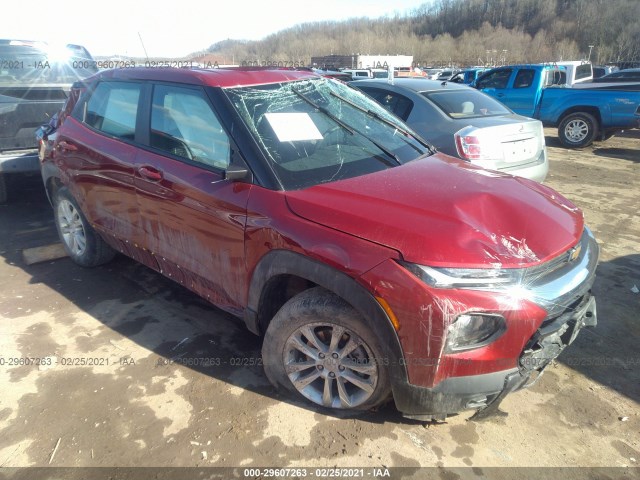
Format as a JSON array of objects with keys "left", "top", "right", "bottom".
[
  {"left": 244, "top": 250, "right": 407, "bottom": 382},
  {"left": 558, "top": 107, "right": 602, "bottom": 130},
  {"left": 45, "top": 176, "right": 64, "bottom": 206},
  {"left": 41, "top": 163, "right": 64, "bottom": 206}
]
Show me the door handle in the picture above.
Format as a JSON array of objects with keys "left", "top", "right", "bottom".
[
  {"left": 57, "top": 140, "right": 78, "bottom": 152},
  {"left": 138, "top": 165, "right": 163, "bottom": 182},
  {"left": 497, "top": 93, "right": 505, "bottom": 97}
]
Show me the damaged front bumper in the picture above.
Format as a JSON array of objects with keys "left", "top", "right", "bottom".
[
  {"left": 471, "top": 293, "right": 597, "bottom": 420},
  {"left": 396, "top": 294, "right": 597, "bottom": 421},
  {"left": 393, "top": 228, "right": 599, "bottom": 421}
]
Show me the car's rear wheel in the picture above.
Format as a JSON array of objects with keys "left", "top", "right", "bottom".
[
  {"left": 262, "top": 287, "right": 391, "bottom": 411},
  {"left": 558, "top": 112, "right": 598, "bottom": 148},
  {"left": 54, "top": 187, "right": 115, "bottom": 267}
]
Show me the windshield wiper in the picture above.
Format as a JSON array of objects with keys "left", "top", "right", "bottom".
[
  {"left": 360, "top": 135, "right": 402, "bottom": 166},
  {"left": 292, "top": 88, "right": 354, "bottom": 135},
  {"left": 330, "top": 90, "right": 408, "bottom": 132},
  {"left": 292, "top": 87, "right": 400, "bottom": 166},
  {"left": 330, "top": 90, "right": 437, "bottom": 155}
]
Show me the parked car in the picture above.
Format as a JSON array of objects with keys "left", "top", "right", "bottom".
[
  {"left": 436, "top": 69, "right": 461, "bottom": 81},
  {"left": 370, "top": 68, "right": 389, "bottom": 79},
  {"left": 450, "top": 68, "right": 489, "bottom": 85},
  {"left": 40, "top": 67, "right": 598, "bottom": 421},
  {"left": 474, "top": 64, "right": 640, "bottom": 147},
  {"left": 423, "top": 68, "right": 444, "bottom": 80},
  {"left": 353, "top": 78, "right": 548, "bottom": 182},
  {"left": 0, "top": 39, "right": 97, "bottom": 203},
  {"left": 312, "top": 69, "right": 352, "bottom": 83},
  {"left": 592, "top": 68, "right": 640, "bottom": 83}
]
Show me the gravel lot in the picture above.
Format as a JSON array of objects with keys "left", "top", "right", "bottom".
[{"left": 0, "top": 129, "right": 638, "bottom": 479}]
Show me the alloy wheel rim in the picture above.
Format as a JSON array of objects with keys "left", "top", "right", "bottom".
[
  {"left": 58, "top": 199, "right": 87, "bottom": 256},
  {"left": 565, "top": 119, "right": 589, "bottom": 142},
  {"left": 283, "top": 323, "right": 378, "bottom": 409}
]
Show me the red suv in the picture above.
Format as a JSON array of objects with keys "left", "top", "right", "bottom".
[{"left": 39, "top": 67, "right": 598, "bottom": 420}]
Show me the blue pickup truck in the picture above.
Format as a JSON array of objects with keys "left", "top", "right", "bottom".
[{"left": 473, "top": 64, "right": 640, "bottom": 148}]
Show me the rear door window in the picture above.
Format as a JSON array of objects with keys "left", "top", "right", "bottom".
[
  {"left": 358, "top": 87, "right": 414, "bottom": 120},
  {"left": 514, "top": 69, "right": 535, "bottom": 88},
  {"left": 84, "top": 82, "right": 141, "bottom": 140}
]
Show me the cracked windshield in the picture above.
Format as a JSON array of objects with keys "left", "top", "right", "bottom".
[{"left": 225, "top": 77, "right": 432, "bottom": 189}]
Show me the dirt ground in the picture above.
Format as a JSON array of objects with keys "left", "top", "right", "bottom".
[{"left": 0, "top": 128, "right": 638, "bottom": 480}]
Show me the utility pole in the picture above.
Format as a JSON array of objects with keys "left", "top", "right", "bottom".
[{"left": 588, "top": 45, "right": 594, "bottom": 62}]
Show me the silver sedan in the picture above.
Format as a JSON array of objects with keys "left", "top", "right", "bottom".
[{"left": 353, "top": 78, "right": 548, "bottom": 182}]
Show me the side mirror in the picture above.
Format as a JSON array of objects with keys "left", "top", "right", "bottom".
[{"left": 223, "top": 164, "right": 250, "bottom": 182}]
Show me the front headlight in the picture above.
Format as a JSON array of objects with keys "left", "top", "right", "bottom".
[
  {"left": 400, "top": 262, "right": 525, "bottom": 290},
  {"left": 446, "top": 313, "right": 506, "bottom": 351}
]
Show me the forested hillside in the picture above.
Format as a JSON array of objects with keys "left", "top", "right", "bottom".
[{"left": 201, "top": 0, "right": 640, "bottom": 67}]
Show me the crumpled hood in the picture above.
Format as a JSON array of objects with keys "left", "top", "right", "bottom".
[{"left": 285, "top": 154, "right": 583, "bottom": 268}]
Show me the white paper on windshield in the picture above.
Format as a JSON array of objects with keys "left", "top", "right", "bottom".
[{"left": 264, "top": 113, "right": 323, "bottom": 142}]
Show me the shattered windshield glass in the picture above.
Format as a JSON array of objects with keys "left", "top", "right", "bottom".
[{"left": 224, "top": 77, "right": 431, "bottom": 190}]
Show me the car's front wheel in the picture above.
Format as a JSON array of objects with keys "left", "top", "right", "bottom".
[
  {"left": 54, "top": 187, "right": 116, "bottom": 267},
  {"left": 262, "top": 287, "right": 391, "bottom": 411},
  {"left": 558, "top": 112, "right": 598, "bottom": 148}
]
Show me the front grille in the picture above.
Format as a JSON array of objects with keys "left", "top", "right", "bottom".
[
  {"left": 522, "top": 234, "right": 585, "bottom": 284},
  {"left": 539, "top": 293, "right": 589, "bottom": 329},
  {"left": 520, "top": 228, "right": 598, "bottom": 319}
]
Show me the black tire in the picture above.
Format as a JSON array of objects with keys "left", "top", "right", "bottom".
[
  {"left": 0, "top": 174, "right": 7, "bottom": 204},
  {"left": 262, "top": 287, "right": 391, "bottom": 411},
  {"left": 53, "top": 187, "right": 116, "bottom": 267},
  {"left": 558, "top": 112, "right": 598, "bottom": 148}
]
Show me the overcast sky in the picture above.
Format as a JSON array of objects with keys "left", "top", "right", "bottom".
[{"left": 4, "top": 0, "right": 429, "bottom": 58}]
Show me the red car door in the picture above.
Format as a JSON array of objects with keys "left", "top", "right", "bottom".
[
  {"left": 134, "top": 83, "right": 251, "bottom": 314},
  {"left": 56, "top": 81, "right": 144, "bottom": 243}
]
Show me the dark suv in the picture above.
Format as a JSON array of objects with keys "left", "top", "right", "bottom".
[
  {"left": 39, "top": 67, "right": 598, "bottom": 420},
  {"left": 0, "top": 39, "right": 96, "bottom": 203}
]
